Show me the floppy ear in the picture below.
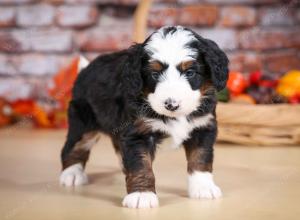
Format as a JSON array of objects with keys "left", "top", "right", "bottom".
[
  {"left": 196, "top": 36, "right": 229, "bottom": 91},
  {"left": 121, "top": 44, "right": 145, "bottom": 110}
]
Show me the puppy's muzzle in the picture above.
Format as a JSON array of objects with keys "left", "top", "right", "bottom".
[{"left": 164, "top": 98, "right": 180, "bottom": 112}]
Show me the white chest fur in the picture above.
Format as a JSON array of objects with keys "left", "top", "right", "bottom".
[{"left": 144, "top": 114, "right": 213, "bottom": 148}]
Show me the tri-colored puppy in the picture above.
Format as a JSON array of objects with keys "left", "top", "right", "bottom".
[{"left": 59, "top": 26, "right": 229, "bottom": 208}]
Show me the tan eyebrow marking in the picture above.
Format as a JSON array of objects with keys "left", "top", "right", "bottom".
[
  {"left": 180, "top": 60, "right": 194, "bottom": 72},
  {"left": 149, "top": 61, "right": 163, "bottom": 72}
]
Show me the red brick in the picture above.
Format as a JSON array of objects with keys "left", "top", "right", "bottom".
[
  {"left": 220, "top": 6, "right": 256, "bottom": 27},
  {"left": 0, "top": 29, "right": 73, "bottom": 52},
  {"left": 29, "top": 29, "right": 73, "bottom": 52},
  {"left": 263, "top": 50, "right": 300, "bottom": 74},
  {"left": 148, "top": 5, "right": 178, "bottom": 28},
  {"left": 0, "top": 0, "right": 34, "bottom": 5},
  {"left": 227, "top": 52, "right": 262, "bottom": 73},
  {"left": 43, "top": 0, "right": 170, "bottom": 4},
  {"left": 290, "top": 30, "right": 300, "bottom": 48},
  {"left": 0, "top": 77, "right": 35, "bottom": 101},
  {"left": 118, "top": 0, "right": 139, "bottom": 4},
  {"left": 259, "top": 7, "right": 296, "bottom": 26},
  {"left": 0, "top": 32, "right": 21, "bottom": 52},
  {"left": 0, "top": 54, "right": 18, "bottom": 75},
  {"left": 75, "top": 27, "right": 132, "bottom": 52},
  {"left": 64, "top": 0, "right": 113, "bottom": 3},
  {"left": 183, "top": 0, "right": 281, "bottom": 4},
  {"left": 153, "top": 0, "right": 177, "bottom": 2},
  {"left": 16, "top": 4, "right": 55, "bottom": 27},
  {"left": 0, "top": 7, "right": 16, "bottom": 27},
  {"left": 196, "top": 28, "right": 238, "bottom": 50},
  {"left": 101, "top": 5, "right": 133, "bottom": 18},
  {"left": 178, "top": 5, "right": 218, "bottom": 26},
  {"left": 44, "top": 0, "right": 65, "bottom": 4},
  {"left": 99, "top": 14, "right": 133, "bottom": 27},
  {"left": 64, "top": 0, "right": 138, "bottom": 4},
  {"left": 18, "top": 54, "right": 73, "bottom": 76},
  {"left": 56, "top": 5, "right": 99, "bottom": 28},
  {"left": 239, "top": 28, "right": 299, "bottom": 50},
  {"left": 0, "top": 53, "right": 73, "bottom": 76}
]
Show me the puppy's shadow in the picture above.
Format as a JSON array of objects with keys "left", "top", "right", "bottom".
[
  {"left": 5, "top": 169, "right": 124, "bottom": 207},
  {"left": 69, "top": 169, "right": 123, "bottom": 206},
  {"left": 88, "top": 169, "right": 121, "bottom": 184},
  {"left": 158, "top": 185, "right": 186, "bottom": 197}
]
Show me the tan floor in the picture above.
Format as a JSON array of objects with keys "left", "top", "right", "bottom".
[{"left": 0, "top": 128, "right": 300, "bottom": 220}]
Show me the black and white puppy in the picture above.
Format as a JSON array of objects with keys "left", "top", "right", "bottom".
[{"left": 59, "top": 26, "right": 229, "bottom": 208}]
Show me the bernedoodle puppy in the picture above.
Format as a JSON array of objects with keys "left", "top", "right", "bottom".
[{"left": 59, "top": 26, "right": 229, "bottom": 208}]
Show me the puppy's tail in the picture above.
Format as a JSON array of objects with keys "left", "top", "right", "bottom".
[{"left": 78, "top": 55, "right": 90, "bottom": 72}]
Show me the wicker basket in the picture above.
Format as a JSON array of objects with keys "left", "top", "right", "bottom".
[
  {"left": 132, "top": 1, "right": 300, "bottom": 146},
  {"left": 217, "top": 103, "right": 300, "bottom": 146}
]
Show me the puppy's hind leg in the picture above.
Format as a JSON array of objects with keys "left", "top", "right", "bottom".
[{"left": 60, "top": 101, "right": 100, "bottom": 187}]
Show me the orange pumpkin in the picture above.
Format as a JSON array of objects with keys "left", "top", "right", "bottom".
[{"left": 227, "top": 72, "right": 248, "bottom": 96}]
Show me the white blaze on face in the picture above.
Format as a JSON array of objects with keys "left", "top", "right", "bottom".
[
  {"left": 145, "top": 26, "right": 197, "bottom": 64},
  {"left": 145, "top": 26, "right": 201, "bottom": 117},
  {"left": 148, "top": 65, "right": 200, "bottom": 117}
]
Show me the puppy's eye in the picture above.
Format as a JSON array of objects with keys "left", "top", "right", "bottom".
[
  {"left": 185, "top": 69, "right": 196, "bottom": 78},
  {"left": 152, "top": 72, "right": 160, "bottom": 80}
]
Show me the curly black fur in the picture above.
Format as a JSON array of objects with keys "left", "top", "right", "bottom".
[{"left": 60, "top": 26, "right": 229, "bottom": 196}]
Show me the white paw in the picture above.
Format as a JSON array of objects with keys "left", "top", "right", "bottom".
[
  {"left": 188, "top": 171, "right": 222, "bottom": 199},
  {"left": 122, "top": 192, "right": 159, "bottom": 208},
  {"left": 59, "top": 163, "right": 88, "bottom": 186}
]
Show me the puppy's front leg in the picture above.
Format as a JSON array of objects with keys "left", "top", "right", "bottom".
[
  {"left": 120, "top": 133, "right": 158, "bottom": 208},
  {"left": 183, "top": 126, "right": 222, "bottom": 199}
]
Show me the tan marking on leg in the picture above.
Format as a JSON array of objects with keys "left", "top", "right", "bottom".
[
  {"left": 124, "top": 153, "right": 156, "bottom": 193},
  {"left": 62, "top": 149, "right": 90, "bottom": 170},
  {"left": 185, "top": 147, "right": 212, "bottom": 174},
  {"left": 62, "top": 131, "right": 100, "bottom": 170},
  {"left": 73, "top": 131, "right": 100, "bottom": 151},
  {"left": 126, "top": 170, "right": 156, "bottom": 193}
]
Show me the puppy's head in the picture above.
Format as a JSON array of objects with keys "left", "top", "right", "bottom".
[{"left": 123, "top": 26, "right": 229, "bottom": 118}]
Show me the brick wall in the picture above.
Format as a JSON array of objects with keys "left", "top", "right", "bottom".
[{"left": 0, "top": 0, "right": 299, "bottom": 101}]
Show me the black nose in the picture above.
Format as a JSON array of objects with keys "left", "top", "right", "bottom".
[{"left": 164, "top": 98, "right": 179, "bottom": 112}]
